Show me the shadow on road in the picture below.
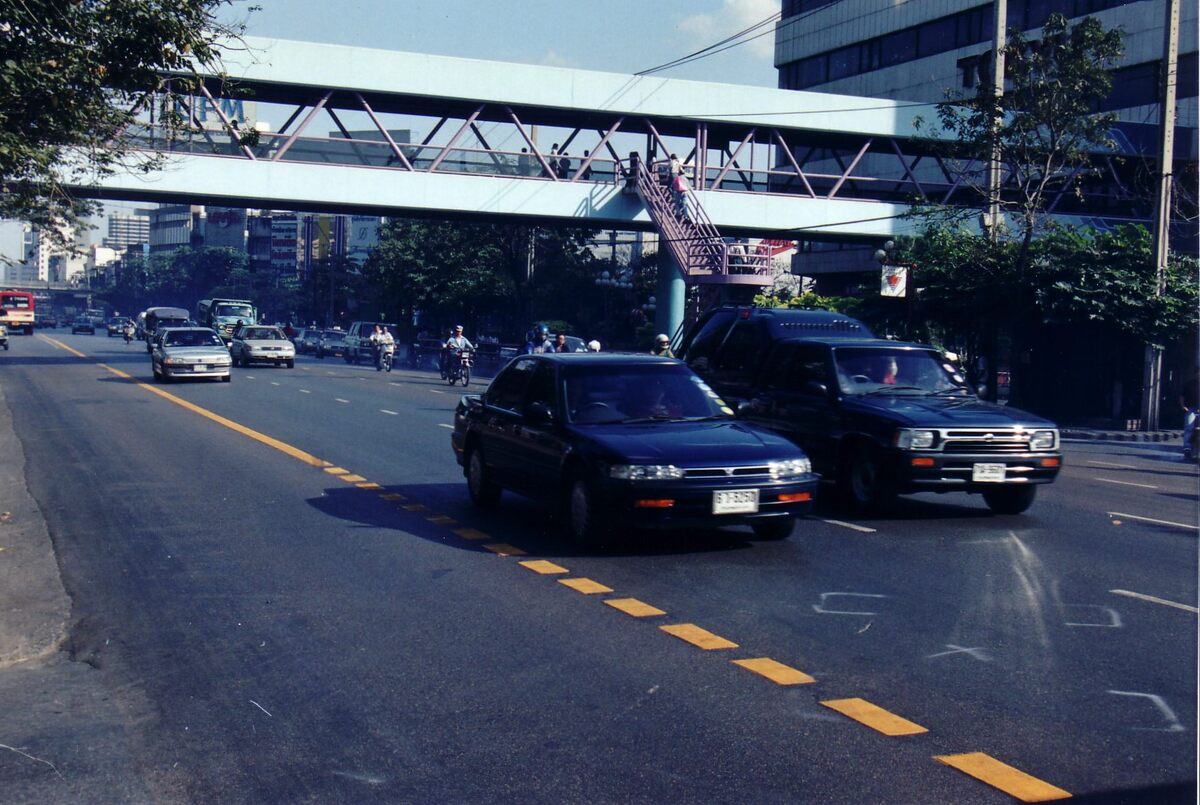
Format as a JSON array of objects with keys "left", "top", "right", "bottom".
[{"left": 306, "top": 483, "right": 755, "bottom": 559}]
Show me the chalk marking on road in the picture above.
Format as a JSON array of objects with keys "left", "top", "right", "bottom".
[
  {"left": 812, "top": 592, "right": 888, "bottom": 616},
  {"left": 733, "top": 657, "right": 815, "bottom": 685},
  {"left": 453, "top": 528, "right": 489, "bottom": 541},
  {"left": 821, "top": 698, "right": 927, "bottom": 736},
  {"left": 482, "top": 543, "right": 526, "bottom": 557},
  {"left": 335, "top": 398, "right": 350, "bottom": 404},
  {"left": 1087, "top": 460, "right": 1138, "bottom": 469},
  {"left": 381, "top": 409, "right": 399, "bottom": 416},
  {"left": 925, "top": 644, "right": 992, "bottom": 662},
  {"left": 660, "top": 624, "right": 738, "bottom": 650},
  {"left": 819, "top": 518, "right": 877, "bottom": 533},
  {"left": 1107, "top": 690, "right": 1187, "bottom": 732},
  {"left": 519, "top": 560, "right": 569, "bottom": 575},
  {"left": 38, "top": 335, "right": 87, "bottom": 358},
  {"left": 559, "top": 577, "right": 614, "bottom": 595},
  {"left": 437, "top": 423, "right": 454, "bottom": 429},
  {"left": 1110, "top": 589, "right": 1198, "bottom": 614},
  {"left": 933, "top": 752, "right": 1070, "bottom": 802},
  {"left": 1062, "top": 604, "right": 1123, "bottom": 628},
  {"left": 299, "top": 389, "right": 311, "bottom": 394},
  {"left": 1107, "top": 511, "right": 1198, "bottom": 531},
  {"left": 249, "top": 700, "right": 272, "bottom": 717},
  {"left": 1094, "top": 476, "right": 1157, "bottom": 489},
  {"left": 603, "top": 598, "right": 666, "bottom": 618}
]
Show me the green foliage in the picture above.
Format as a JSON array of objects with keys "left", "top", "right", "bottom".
[
  {"left": 0, "top": 1, "right": 246, "bottom": 246},
  {"left": 752, "top": 290, "right": 857, "bottom": 313}
]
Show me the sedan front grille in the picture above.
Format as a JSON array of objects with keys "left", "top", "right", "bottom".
[{"left": 683, "top": 465, "right": 773, "bottom": 479}]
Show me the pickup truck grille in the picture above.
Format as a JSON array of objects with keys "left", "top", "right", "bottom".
[{"left": 940, "top": 429, "right": 1033, "bottom": 454}]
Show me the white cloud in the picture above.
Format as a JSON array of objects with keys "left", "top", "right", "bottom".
[{"left": 678, "top": 0, "right": 779, "bottom": 60}]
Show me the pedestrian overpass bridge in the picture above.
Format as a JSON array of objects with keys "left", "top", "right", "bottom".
[{"left": 78, "top": 36, "right": 1153, "bottom": 239}]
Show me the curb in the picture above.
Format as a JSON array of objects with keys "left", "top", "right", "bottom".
[{"left": 1061, "top": 429, "right": 1183, "bottom": 443}]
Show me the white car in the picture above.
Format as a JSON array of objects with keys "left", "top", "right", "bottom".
[
  {"left": 151, "top": 328, "right": 232, "bottom": 382},
  {"left": 230, "top": 325, "right": 296, "bottom": 368}
]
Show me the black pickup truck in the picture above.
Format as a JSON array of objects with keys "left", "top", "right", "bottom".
[{"left": 679, "top": 307, "right": 1062, "bottom": 514}]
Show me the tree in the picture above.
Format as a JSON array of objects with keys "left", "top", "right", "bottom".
[
  {"left": 0, "top": 2, "right": 247, "bottom": 247},
  {"left": 911, "top": 13, "right": 1126, "bottom": 403}
]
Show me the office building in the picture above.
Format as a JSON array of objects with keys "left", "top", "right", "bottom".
[{"left": 104, "top": 211, "right": 151, "bottom": 250}]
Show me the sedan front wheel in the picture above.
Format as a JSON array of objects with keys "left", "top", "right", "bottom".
[{"left": 565, "top": 477, "right": 607, "bottom": 548}]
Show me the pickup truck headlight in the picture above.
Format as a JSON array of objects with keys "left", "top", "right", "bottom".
[
  {"left": 1029, "top": 429, "right": 1058, "bottom": 451},
  {"left": 769, "top": 458, "right": 812, "bottom": 479},
  {"left": 609, "top": 464, "right": 685, "bottom": 481},
  {"left": 895, "top": 429, "right": 938, "bottom": 450}
]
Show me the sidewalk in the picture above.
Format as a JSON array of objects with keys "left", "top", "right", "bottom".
[{"left": 1060, "top": 427, "right": 1184, "bottom": 443}]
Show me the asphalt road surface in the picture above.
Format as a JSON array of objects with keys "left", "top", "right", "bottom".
[{"left": 1, "top": 331, "right": 1195, "bottom": 804}]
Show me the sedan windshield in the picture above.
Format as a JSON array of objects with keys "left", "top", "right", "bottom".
[
  {"left": 164, "top": 331, "right": 224, "bottom": 348},
  {"left": 565, "top": 364, "right": 731, "bottom": 424},
  {"left": 833, "top": 347, "right": 969, "bottom": 396},
  {"left": 244, "top": 329, "right": 283, "bottom": 340}
]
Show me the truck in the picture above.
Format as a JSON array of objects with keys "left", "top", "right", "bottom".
[{"left": 197, "top": 298, "right": 256, "bottom": 344}]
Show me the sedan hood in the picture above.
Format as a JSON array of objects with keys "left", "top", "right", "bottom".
[
  {"left": 161, "top": 346, "right": 230, "bottom": 361},
  {"left": 842, "top": 394, "right": 1056, "bottom": 428},
  {"left": 575, "top": 420, "right": 803, "bottom": 464}
]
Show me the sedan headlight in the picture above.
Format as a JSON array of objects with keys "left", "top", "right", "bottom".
[
  {"left": 895, "top": 429, "right": 938, "bottom": 450},
  {"left": 163, "top": 356, "right": 185, "bottom": 365},
  {"left": 1029, "top": 429, "right": 1058, "bottom": 451},
  {"left": 769, "top": 458, "right": 812, "bottom": 479},
  {"left": 609, "top": 464, "right": 685, "bottom": 481}
]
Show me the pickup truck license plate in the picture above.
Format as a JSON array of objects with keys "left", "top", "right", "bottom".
[
  {"left": 972, "top": 463, "right": 1006, "bottom": 482},
  {"left": 713, "top": 489, "right": 759, "bottom": 514}
]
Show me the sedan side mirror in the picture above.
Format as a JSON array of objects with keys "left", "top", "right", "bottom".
[
  {"left": 802, "top": 381, "right": 828, "bottom": 397},
  {"left": 524, "top": 401, "right": 555, "bottom": 424}
]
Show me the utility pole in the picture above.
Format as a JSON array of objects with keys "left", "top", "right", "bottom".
[
  {"left": 985, "top": 0, "right": 1007, "bottom": 238},
  {"left": 1141, "top": 0, "right": 1180, "bottom": 431}
]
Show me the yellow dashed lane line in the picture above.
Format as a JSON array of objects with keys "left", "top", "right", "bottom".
[
  {"left": 934, "top": 753, "right": 1071, "bottom": 802},
  {"left": 519, "top": 560, "right": 569, "bottom": 575},
  {"left": 483, "top": 543, "right": 526, "bottom": 557},
  {"left": 604, "top": 598, "right": 666, "bottom": 618},
  {"left": 820, "top": 698, "right": 928, "bottom": 737},
  {"left": 558, "top": 577, "right": 613, "bottom": 595},
  {"left": 733, "top": 657, "right": 815, "bottom": 686},
  {"left": 660, "top": 624, "right": 738, "bottom": 650}
]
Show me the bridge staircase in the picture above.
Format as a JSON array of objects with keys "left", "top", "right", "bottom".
[{"left": 630, "top": 161, "right": 773, "bottom": 323}]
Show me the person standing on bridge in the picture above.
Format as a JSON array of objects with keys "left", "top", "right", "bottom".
[
  {"left": 557, "top": 152, "right": 571, "bottom": 181},
  {"left": 548, "top": 144, "right": 560, "bottom": 178},
  {"left": 518, "top": 148, "right": 532, "bottom": 177}
]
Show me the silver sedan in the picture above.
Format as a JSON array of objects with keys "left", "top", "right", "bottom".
[
  {"left": 230, "top": 326, "right": 296, "bottom": 368},
  {"left": 150, "top": 328, "right": 233, "bottom": 382}
]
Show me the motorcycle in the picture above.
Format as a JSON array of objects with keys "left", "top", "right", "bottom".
[
  {"left": 446, "top": 348, "right": 472, "bottom": 387},
  {"left": 123, "top": 326, "right": 134, "bottom": 344},
  {"left": 376, "top": 342, "right": 394, "bottom": 372}
]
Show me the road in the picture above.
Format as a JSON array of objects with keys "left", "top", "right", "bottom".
[{"left": 1, "top": 331, "right": 1196, "bottom": 804}]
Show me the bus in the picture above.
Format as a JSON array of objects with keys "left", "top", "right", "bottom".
[{"left": 0, "top": 290, "right": 35, "bottom": 334}]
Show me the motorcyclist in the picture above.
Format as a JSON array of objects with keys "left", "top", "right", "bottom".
[
  {"left": 651, "top": 333, "right": 674, "bottom": 358},
  {"left": 523, "top": 323, "right": 555, "bottom": 354},
  {"left": 123, "top": 319, "right": 135, "bottom": 344},
  {"left": 371, "top": 324, "right": 395, "bottom": 370},
  {"left": 444, "top": 324, "right": 474, "bottom": 361}
]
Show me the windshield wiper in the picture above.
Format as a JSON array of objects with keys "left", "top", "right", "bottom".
[
  {"left": 927, "top": 387, "right": 972, "bottom": 397},
  {"left": 619, "top": 415, "right": 680, "bottom": 424},
  {"left": 864, "top": 385, "right": 925, "bottom": 395}
]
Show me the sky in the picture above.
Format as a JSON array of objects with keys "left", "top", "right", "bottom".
[{"left": 221, "top": 0, "right": 780, "bottom": 87}]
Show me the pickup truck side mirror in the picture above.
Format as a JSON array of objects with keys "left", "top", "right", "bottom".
[
  {"left": 802, "top": 381, "right": 828, "bottom": 397},
  {"left": 736, "top": 401, "right": 755, "bottom": 417},
  {"left": 524, "top": 401, "right": 554, "bottom": 425}
]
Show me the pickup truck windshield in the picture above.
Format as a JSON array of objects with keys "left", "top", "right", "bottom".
[
  {"left": 215, "top": 304, "right": 253, "bottom": 319},
  {"left": 833, "top": 347, "right": 969, "bottom": 396}
]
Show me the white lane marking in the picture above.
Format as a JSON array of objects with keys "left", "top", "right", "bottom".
[
  {"left": 381, "top": 409, "right": 399, "bottom": 416},
  {"left": 271, "top": 382, "right": 280, "bottom": 386},
  {"left": 820, "top": 518, "right": 877, "bottom": 533},
  {"left": 1110, "top": 589, "right": 1199, "bottom": 614},
  {"left": 389, "top": 382, "right": 403, "bottom": 387},
  {"left": 1087, "top": 460, "right": 1138, "bottom": 469},
  {"left": 1108, "top": 512, "right": 1198, "bottom": 531},
  {"left": 335, "top": 398, "right": 349, "bottom": 404},
  {"left": 429, "top": 389, "right": 447, "bottom": 394},
  {"left": 1107, "top": 690, "right": 1186, "bottom": 732},
  {"left": 299, "top": 389, "right": 311, "bottom": 394},
  {"left": 245, "top": 375, "right": 255, "bottom": 380},
  {"left": 437, "top": 423, "right": 454, "bottom": 429},
  {"left": 326, "top": 371, "right": 336, "bottom": 375},
  {"left": 1094, "top": 477, "right": 1157, "bottom": 489}
]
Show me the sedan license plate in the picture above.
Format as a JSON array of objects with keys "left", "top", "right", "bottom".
[
  {"left": 713, "top": 489, "right": 759, "bottom": 515},
  {"left": 972, "top": 463, "right": 1006, "bottom": 482},
  {"left": 194, "top": 364, "right": 208, "bottom": 372}
]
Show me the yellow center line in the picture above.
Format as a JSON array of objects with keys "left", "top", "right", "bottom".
[
  {"left": 324, "top": 467, "right": 349, "bottom": 475},
  {"left": 604, "top": 598, "right": 666, "bottom": 618},
  {"left": 660, "top": 624, "right": 738, "bottom": 650},
  {"left": 356, "top": 482, "right": 383, "bottom": 490},
  {"left": 733, "top": 657, "right": 815, "bottom": 685},
  {"left": 340, "top": 474, "right": 368, "bottom": 483},
  {"left": 39, "top": 334, "right": 89, "bottom": 358},
  {"left": 558, "top": 577, "right": 614, "bottom": 595},
  {"left": 934, "top": 753, "right": 1071, "bottom": 802},
  {"left": 519, "top": 560, "right": 569, "bottom": 575},
  {"left": 453, "top": 528, "right": 490, "bottom": 541},
  {"left": 820, "top": 698, "right": 928, "bottom": 736},
  {"left": 425, "top": 515, "right": 457, "bottom": 525},
  {"left": 482, "top": 543, "right": 526, "bottom": 557}
]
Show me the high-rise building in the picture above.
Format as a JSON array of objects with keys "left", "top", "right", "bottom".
[
  {"left": 104, "top": 211, "right": 150, "bottom": 250},
  {"left": 148, "top": 204, "right": 204, "bottom": 253},
  {"left": 204, "top": 207, "right": 248, "bottom": 251}
]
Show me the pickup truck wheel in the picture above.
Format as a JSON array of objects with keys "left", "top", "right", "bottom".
[
  {"left": 982, "top": 485, "right": 1036, "bottom": 514},
  {"left": 466, "top": 448, "right": 501, "bottom": 507},
  {"left": 751, "top": 518, "right": 795, "bottom": 540},
  {"left": 565, "top": 476, "right": 607, "bottom": 548},
  {"left": 841, "top": 445, "right": 893, "bottom": 511}
]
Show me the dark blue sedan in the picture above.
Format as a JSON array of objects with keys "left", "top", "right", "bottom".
[{"left": 451, "top": 354, "right": 818, "bottom": 545}]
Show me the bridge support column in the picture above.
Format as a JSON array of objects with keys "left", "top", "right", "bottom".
[{"left": 655, "top": 249, "right": 686, "bottom": 344}]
